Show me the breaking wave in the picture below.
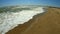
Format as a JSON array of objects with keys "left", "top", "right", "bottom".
[{"left": 0, "top": 7, "right": 45, "bottom": 34}]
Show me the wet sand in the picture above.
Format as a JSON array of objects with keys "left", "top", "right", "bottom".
[{"left": 6, "top": 7, "right": 60, "bottom": 34}]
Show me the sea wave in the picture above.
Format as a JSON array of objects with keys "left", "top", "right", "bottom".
[{"left": 0, "top": 7, "right": 45, "bottom": 34}]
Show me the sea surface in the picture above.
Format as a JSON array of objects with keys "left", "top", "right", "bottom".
[{"left": 0, "top": 6, "right": 45, "bottom": 34}]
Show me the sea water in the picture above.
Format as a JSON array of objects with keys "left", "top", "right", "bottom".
[{"left": 0, "top": 7, "right": 45, "bottom": 34}]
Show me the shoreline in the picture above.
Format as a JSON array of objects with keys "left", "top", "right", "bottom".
[{"left": 6, "top": 7, "right": 60, "bottom": 34}]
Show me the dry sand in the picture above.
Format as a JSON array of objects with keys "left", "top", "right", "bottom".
[{"left": 6, "top": 7, "right": 60, "bottom": 34}]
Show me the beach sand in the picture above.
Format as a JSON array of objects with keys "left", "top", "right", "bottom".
[{"left": 6, "top": 7, "right": 60, "bottom": 34}]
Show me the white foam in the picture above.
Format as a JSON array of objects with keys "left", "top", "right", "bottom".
[{"left": 0, "top": 7, "right": 45, "bottom": 34}]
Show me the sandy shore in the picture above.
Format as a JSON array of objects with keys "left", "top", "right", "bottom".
[{"left": 6, "top": 7, "right": 60, "bottom": 34}]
